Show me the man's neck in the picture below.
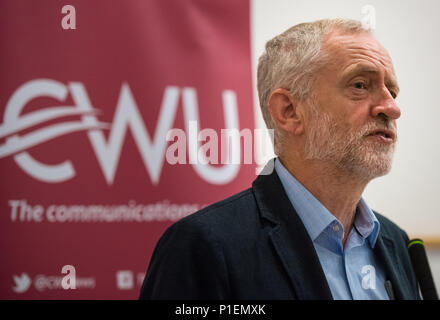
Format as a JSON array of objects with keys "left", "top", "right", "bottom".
[{"left": 278, "top": 156, "right": 369, "bottom": 247}]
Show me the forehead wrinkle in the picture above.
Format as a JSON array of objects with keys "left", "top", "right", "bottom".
[
  {"left": 345, "top": 47, "right": 393, "bottom": 70},
  {"left": 322, "top": 34, "right": 398, "bottom": 91},
  {"left": 330, "top": 43, "right": 393, "bottom": 68},
  {"left": 323, "top": 31, "right": 394, "bottom": 67}
]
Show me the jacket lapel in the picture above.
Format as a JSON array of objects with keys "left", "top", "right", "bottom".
[
  {"left": 374, "top": 233, "right": 412, "bottom": 300},
  {"left": 252, "top": 162, "right": 333, "bottom": 300}
]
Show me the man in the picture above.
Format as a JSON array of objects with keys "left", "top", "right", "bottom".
[{"left": 139, "top": 19, "right": 420, "bottom": 300}]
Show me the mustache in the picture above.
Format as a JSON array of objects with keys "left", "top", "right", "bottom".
[{"left": 360, "top": 120, "right": 397, "bottom": 139}]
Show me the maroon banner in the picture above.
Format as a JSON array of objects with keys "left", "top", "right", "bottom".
[{"left": 0, "top": 0, "right": 254, "bottom": 299}]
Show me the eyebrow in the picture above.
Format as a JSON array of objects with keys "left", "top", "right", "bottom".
[{"left": 342, "top": 63, "right": 400, "bottom": 95}]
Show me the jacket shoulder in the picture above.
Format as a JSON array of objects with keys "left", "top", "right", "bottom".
[
  {"left": 139, "top": 188, "right": 259, "bottom": 299},
  {"left": 171, "top": 188, "right": 257, "bottom": 231}
]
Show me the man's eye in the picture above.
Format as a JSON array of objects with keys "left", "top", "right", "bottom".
[{"left": 353, "top": 81, "right": 367, "bottom": 89}]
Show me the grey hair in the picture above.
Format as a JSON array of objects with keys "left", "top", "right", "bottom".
[{"left": 257, "top": 18, "right": 369, "bottom": 155}]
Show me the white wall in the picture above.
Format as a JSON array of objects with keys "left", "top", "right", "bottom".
[{"left": 251, "top": 0, "right": 440, "bottom": 291}]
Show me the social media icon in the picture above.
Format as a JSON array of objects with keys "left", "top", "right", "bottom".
[
  {"left": 12, "top": 273, "right": 31, "bottom": 293},
  {"left": 116, "top": 271, "right": 133, "bottom": 290}
]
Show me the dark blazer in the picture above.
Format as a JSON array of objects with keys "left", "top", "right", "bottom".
[{"left": 139, "top": 162, "right": 420, "bottom": 300}]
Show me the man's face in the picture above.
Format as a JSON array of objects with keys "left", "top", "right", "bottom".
[{"left": 303, "top": 30, "right": 401, "bottom": 180}]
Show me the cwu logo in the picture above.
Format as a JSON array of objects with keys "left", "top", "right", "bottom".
[{"left": 0, "top": 79, "right": 242, "bottom": 185}]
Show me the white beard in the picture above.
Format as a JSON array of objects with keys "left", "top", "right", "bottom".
[{"left": 304, "top": 108, "right": 396, "bottom": 181}]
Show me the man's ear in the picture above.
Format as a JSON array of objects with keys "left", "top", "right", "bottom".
[{"left": 267, "top": 88, "right": 304, "bottom": 135}]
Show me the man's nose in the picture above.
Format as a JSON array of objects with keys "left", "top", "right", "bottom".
[{"left": 371, "top": 87, "right": 401, "bottom": 120}]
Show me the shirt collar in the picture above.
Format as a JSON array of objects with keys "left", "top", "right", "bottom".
[
  {"left": 355, "top": 197, "right": 380, "bottom": 247},
  {"left": 274, "top": 158, "right": 380, "bottom": 248}
]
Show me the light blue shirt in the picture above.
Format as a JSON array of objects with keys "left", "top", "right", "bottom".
[{"left": 275, "top": 158, "right": 389, "bottom": 300}]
